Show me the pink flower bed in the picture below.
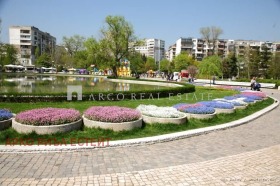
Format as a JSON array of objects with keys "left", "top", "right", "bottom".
[
  {"left": 15, "top": 108, "right": 81, "bottom": 126},
  {"left": 84, "top": 106, "right": 141, "bottom": 123},
  {"left": 241, "top": 91, "right": 267, "bottom": 98}
]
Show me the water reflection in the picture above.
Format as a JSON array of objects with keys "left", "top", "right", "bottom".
[{"left": 0, "top": 74, "right": 159, "bottom": 94}]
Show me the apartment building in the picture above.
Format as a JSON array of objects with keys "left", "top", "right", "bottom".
[
  {"left": 169, "top": 37, "right": 279, "bottom": 61},
  {"left": 9, "top": 26, "right": 56, "bottom": 66},
  {"left": 134, "top": 39, "right": 165, "bottom": 63}
]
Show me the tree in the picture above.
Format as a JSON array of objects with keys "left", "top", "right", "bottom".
[
  {"left": 174, "top": 52, "right": 193, "bottom": 71},
  {"left": 222, "top": 52, "right": 238, "bottom": 79},
  {"left": 249, "top": 49, "right": 260, "bottom": 77},
  {"left": 199, "top": 55, "right": 222, "bottom": 80},
  {"left": 35, "top": 53, "right": 51, "bottom": 67},
  {"left": 1, "top": 44, "right": 18, "bottom": 65},
  {"left": 269, "top": 52, "right": 280, "bottom": 79},
  {"left": 160, "top": 59, "right": 169, "bottom": 73},
  {"left": 187, "top": 65, "right": 198, "bottom": 78},
  {"left": 144, "top": 57, "right": 157, "bottom": 72},
  {"left": 62, "top": 35, "right": 86, "bottom": 56},
  {"left": 200, "top": 26, "right": 223, "bottom": 55},
  {"left": 259, "top": 45, "right": 271, "bottom": 78},
  {"left": 128, "top": 50, "right": 145, "bottom": 74},
  {"left": 100, "top": 15, "right": 135, "bottom": 77}
]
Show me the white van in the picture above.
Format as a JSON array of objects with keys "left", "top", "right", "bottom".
[{"left": 173, "top": 72, "right": 180, "bottom": 81}]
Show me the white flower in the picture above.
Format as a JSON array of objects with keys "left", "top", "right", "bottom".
[{"left": 136, "top": 104, "right": 185, "bottom": 118}]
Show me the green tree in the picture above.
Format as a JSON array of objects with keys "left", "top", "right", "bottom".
[
  {"left": 160, "top": 59, "right": 169, "bottom": 73},
  {"left": 2, "top": 44, "right": 18, "bottom": 65},
  {"left": 222, "top": 52, "right": 238, "bottom": 79},
  {"left": 35, "top": 53, "right": 51, "bottom": 67},
  {"left": 128, "top": 50, "right": 145, "bottom": 74},
  {"left": 174, "top": 52, "right": 193, "bottom": 71},
  {"left": 269, "top": 52, "right": 280, "bottom": 79},
  {"left": 199, "top": 55, "right": 222, "bottom": 80},
  {"left": 100, "top": 15, "right": 135, "bottom": 77},
  {"left": 259, "top": 45, "right": 271, "bottom": 78},
  {"left": 62, "top": 35, "right": 86, "bottom": 56},
  {"left": 249, "top": 49, "right": 260, "bottom": 77},
  {"left": 144, "top": 57, "right": 157, "bottom": 72}
]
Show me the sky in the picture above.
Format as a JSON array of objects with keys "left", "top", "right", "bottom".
[{"left": 0, "top": 0, "right": 280, "bottom": 48}]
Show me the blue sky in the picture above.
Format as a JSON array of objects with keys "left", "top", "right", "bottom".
[{"left": 1, "top": 0, "right": 280, "bottom": 48}]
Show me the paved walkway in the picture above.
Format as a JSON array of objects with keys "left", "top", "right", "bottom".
[{"left": 0, "top": 89, "right": 280, "bottom": 185}]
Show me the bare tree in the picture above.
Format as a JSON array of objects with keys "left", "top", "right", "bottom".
[{"left": 200, "top": 26, "right": 223, "bottom": 55}]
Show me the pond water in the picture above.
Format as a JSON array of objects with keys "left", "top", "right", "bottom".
[{"left": 0, "top": 73, "right": 161, "bottom": 94}]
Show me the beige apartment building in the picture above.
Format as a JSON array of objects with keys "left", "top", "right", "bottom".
[{"left": 9, "top": 26, "right": 56, "bottom": 66}]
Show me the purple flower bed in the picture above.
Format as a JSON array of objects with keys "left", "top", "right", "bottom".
[
  {"left": 15, "top": 108, "right": 81, "bottom": 126},
  {"left": 0, "top": 109, "right": 13, "bottom": 121},
  {"left": 84, "top": 106, "right": 141, "bottom": 123},
  {"left": 199, "top": 101, "right": 234, "bottom": 109},
  {"left": 173, "top": 103, "right": 215, "bottom": 114},
  {"left": 234, "top": 94, "right": 262, "bottom": 100}
]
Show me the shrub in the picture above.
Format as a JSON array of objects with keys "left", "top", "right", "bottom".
[
  {"left": 15, "top": 108, "right": 81, "bottom": 126},
  {"left": 136, "top": 104, "right": 185, "bottom": 118},
  {"left": 84, "top": 106, "right": 141, "bottom": 123},
  {"left": 0, "top": 109, "right": 13, "bottom": 121}
]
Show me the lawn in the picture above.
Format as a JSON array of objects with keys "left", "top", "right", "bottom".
[{"left": 0, "top": 86, "right": 274, "bottom": 144}]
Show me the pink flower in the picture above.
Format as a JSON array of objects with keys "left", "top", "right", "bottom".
[
  {"left": 84, "top": 106, "right": 141, "bottom": 123},
  {"left": 15, "top": 108, "right": 81, "bottom": 126}
]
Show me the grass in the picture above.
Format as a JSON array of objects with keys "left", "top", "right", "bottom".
[{"left": 0, "top": 87, "right": 275, "bottom": 145}]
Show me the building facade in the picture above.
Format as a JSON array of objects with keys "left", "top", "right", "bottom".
[
  {"left": 169, "top": 37, "right": 279, "bottom": 61},
  {"left": 134, "top": 38, "right": 165, "bottom": 63},
  {"left": 9, "top": 26, "right": 56, "bottom": 66}
]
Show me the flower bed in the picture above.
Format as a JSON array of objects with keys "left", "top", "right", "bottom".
[
  {"left": 83, "top": 106, "right": 142, "bottom": 131},
  {"left": 13, "top": 108, "right": 82, "bottom": 134},
  {"left": 214, "top": 99, "right": 247, "bottom": 109},
  {"left": 173, "top": 103, "right": 216, "bottom": 120},
  {"left": 136, "top": 105, "right": 187, "bottom": 124},
  {"left": 199, "top": 101, "right": 235, "bottom": 114},
  {"left": 241, "top": 91, "right": 267, "bottom": 99},
  {"left": 0, "top": 109, "right": 13, "bottom": 131}
]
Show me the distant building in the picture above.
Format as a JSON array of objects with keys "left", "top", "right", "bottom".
[
  {"left": 9, "top": 26, "right": 56, "bottom": 66},
  {"left": 169, "top": 37, "right": 280, "bottom": 61},
  {"left": 134, "top": 38, "right": 165, "bottom": 63}
]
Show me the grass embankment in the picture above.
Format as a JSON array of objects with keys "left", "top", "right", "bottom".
[{"left": 0, "top": 87, "right": 274, "bottom": 144}]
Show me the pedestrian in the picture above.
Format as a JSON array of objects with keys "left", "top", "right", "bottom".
[
  {"left": 212, "top": 76, "right": 216, "bottom": 85},
  {"left": 250, "top": 77, "right": 256, "bottom": 90}
]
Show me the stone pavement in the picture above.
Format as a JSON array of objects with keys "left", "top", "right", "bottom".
[{"left": 0, "top": 89, "right": 280, "bottom": 185}]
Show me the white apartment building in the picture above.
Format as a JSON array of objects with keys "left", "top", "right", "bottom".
[
  {"left": 134, "top": 39, "right": 165, "bottom": 63},
  {"left": 169, "top": 37, "right": 279, "bottom": 61},
  {"left": 9, "top": 26, "right": 56, "bottom": 66}
]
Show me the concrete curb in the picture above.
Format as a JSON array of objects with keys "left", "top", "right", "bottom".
[{"left": 0, "top": 97, "right": 278, "bottom": 153}]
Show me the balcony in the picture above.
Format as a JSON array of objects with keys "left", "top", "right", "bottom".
[{"left": 181, "top": 45, "right": 193, "bottom": 48}]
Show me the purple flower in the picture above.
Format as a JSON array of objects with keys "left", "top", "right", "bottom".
[
  {"left": 15, "top": 108, "right": 81, "bottom": 126},
  {"left": 84, "top": 106, "right": 141, "bottom": 123},
  {"left": 199, "top": 101, "right": 234, "bottom": 109},
  {"left": 0, "top": 109, "right": 13, "bottom": 121},
  {"left": 173, "top": 103, "right": 215, "bottom": 114}
]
